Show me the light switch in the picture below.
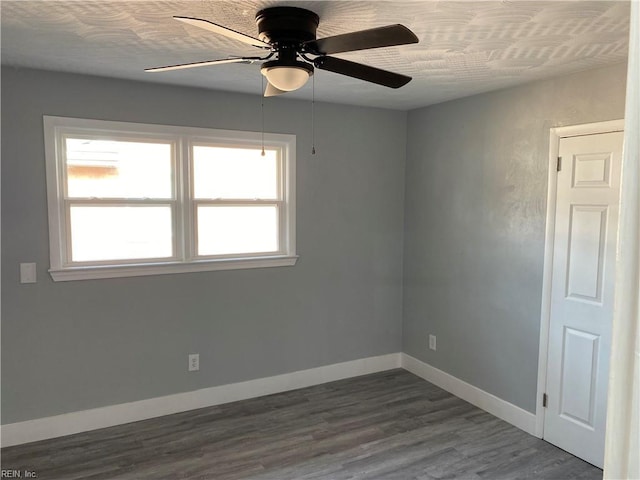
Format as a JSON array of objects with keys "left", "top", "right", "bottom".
[{"left": 20, "top": 263, "right": 37, "bottom": 284}]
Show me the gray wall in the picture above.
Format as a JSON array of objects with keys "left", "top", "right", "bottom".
[
  {"left": 1, "top": 67, "right": 407, "bottom": 424},
  {"left": 2, "top": 62, "right": 628, "bottom": 425},
  {"left": 403, "top": 63, "right": 627, "bottom": 413}
]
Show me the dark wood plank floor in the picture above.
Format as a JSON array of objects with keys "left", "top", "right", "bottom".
[{"left": 1, "top": 369, "right": 602, "bottom": 479}]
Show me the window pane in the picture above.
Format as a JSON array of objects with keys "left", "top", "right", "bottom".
[
  {"left": 66, "top": 138, "right": 172, "bottom": 199},
  {"left": 197, "top": 205, "right": 278, "bottom": 256},
  {"left": 69, "top": 206, "right": 173, "bottom": 262},
  {"left": 193, "top": 146, "right": 278, "bottom": 199}
]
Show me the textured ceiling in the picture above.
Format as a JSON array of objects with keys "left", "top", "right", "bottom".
[{"left": 0, "top": 1, "right": 630, "bottom": 110}]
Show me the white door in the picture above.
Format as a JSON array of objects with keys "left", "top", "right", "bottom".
[{"left": 544, "top": 130, "right": 624, "bottom": 468}]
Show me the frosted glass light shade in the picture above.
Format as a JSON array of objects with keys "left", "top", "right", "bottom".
[{"left": 262, "top": 66, "right": 310, "bottom": 91}]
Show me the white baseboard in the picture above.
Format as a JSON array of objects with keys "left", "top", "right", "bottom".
[
  {"left": 401, "top": 353, "right": 537, "bottom": 436},
  {"left": 0, "top": 353, "right": 402, "bottom": 447},
  {"left": 1, "top": 353, "right": 538, "bottom": 447}
]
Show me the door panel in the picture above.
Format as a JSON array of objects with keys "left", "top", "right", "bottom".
[
  {"left": 559, "top": 327, "right": 599, "bottom": 427},
  {"left": 566, "top": 205, "right": 608, "bottom": 302},
  {"left": 544, "top": 130, "right": 623, "bottom": 468},
  {"left": 572, "top": 152, "right": 612, "bottom": 188}
]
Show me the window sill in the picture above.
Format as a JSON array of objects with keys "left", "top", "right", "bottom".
[{"left": 49, "top": 255, "right": 299, "bottom": 282}]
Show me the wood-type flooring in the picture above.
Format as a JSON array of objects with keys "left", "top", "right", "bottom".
[{"left": 1, "top": 369, "right": 603, "bottom": 479}]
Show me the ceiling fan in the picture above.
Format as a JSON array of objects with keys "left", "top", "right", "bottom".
[{"left": 146, "top": 6, "right": 419, "bottom": 97}]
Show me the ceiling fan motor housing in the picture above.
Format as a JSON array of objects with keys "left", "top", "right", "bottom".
[
  {"left": 255, "top": 7, "right": 320, "bottom": 45},
  {"left": 256, "top": 7, "right": 319, "bottom": 86}
]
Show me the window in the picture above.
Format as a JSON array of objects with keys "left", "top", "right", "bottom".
[{"left": 44, "top": 116, "right": 297, "bottom": 281}]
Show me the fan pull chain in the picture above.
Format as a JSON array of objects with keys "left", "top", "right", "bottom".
[
  {"left": 261, "top": 75, "right": 265, "bottom": 156},
  {"left": 311, "top": 73, "right": 316, "bottom": 155}
]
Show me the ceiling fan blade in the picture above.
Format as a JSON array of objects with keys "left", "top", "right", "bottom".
[
  {"left": 304, "top": 24, "right": 418, "bottom": 55},
  {"left": 264, "top": 81, "right": 286, "bottom": 97},
  {"left": 174, "top": 16, "right": 271, "bottom": 49},
  {"left": 314, "top": 56, "right": 411, "bottom": 89},
  {"left": 145, "top": 57, "right": 252, "bottom": 73}
]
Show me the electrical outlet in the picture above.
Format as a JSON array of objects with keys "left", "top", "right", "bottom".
[
  {"left": 428, "top": 335, "right": 437, "bottom": 351},
  {"left": 188, "top": 353, "right": 199, "bottom": 372}
]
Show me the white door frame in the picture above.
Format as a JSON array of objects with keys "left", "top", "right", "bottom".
[{"left": 535, "top": 119, "right": 625, "bottom": 438}]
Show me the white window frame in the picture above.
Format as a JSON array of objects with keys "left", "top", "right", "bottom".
[{"left": 44, "top": 116, "right": 297, "bottom": 281}]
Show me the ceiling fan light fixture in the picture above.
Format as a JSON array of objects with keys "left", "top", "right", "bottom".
[{"left": 261, "top": 60, "right": 313, "bottom": 91}]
